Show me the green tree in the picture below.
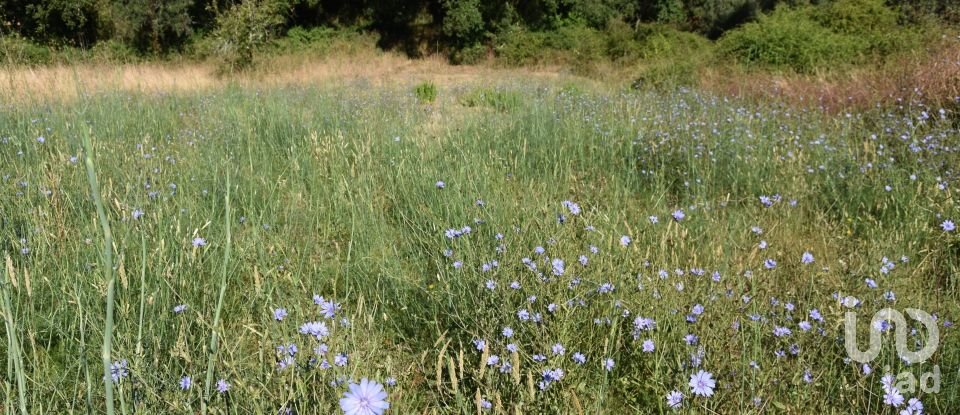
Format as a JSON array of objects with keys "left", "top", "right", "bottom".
[
  {"left": 111, "top": 0, "right": 194, "bottom": 53},
  {"left": 211, "top": 0, "right": 287, "bottom": 71},
  {"left": 442, "top": 0, "right": 484, "bottom": 45}
]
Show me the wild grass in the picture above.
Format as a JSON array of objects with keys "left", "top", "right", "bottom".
[{"left": 0, "top": 80, "right": 958, "bottom": 413}]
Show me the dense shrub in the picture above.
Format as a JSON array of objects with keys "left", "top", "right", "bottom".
[
  {"left": 494, "top": 23, "right": 608, "bottom": 67},
  {"left": 414, "top": 81, "right": 438, "bottom": 103},
  {"left": 718, "top": 6, "right": 861, "bottom": 73},
  {"left": 635, "top": 24, "right": 713, "bottom": 60},
  {"left": 686, "top": 0, "right": 760, "bottom": 37},
  {"left": 459, "top": 87, "right": 523, "bottom": 111},
  {"left": 441, "top": 0, "right": 485, "bottom": 46},
  {"left": 89, "top": 39, "right": 141, "bottom": 64},
  {"left": 268, "top": 26, "right": 378, "bottom": 57},
  {"left": 493, "top": 26, "right": 546, "bottom": 66},
  {"left": 450, "top": 42, "right": 488, "bottom": 64},
  {"left": 0, "top": 36, "right": 52, "bottom": 65},
  {"left": 632, "top": 60, "right": 700, "bottom": 89}
]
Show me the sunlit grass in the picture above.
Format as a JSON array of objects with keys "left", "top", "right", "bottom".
[{"left": 0, "top": 82, "right": 957, "bottom": 413}]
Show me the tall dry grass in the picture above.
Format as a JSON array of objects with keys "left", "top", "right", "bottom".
[
  {"left": 700, "top": 41, "right": 960, "bottom": 112},
  {"left": 0, "top": 52, "right": 584, "bottom": 104}
]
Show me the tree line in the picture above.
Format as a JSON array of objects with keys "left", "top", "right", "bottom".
[{"left": 0, "top": 0, "right": 955, "bottom": 60}]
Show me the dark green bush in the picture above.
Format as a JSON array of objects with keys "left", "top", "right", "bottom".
[
  {"left": 442, "top": 0, "right": 485, "bottom": 46},
  {"left": 493, "top": 26, "right": 546, "bottom": 66}
]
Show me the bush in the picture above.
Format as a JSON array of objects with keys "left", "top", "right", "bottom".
[
  {"left": 459, "top": 87, "right": 523, "bottom": 112},
  {"left": 450, "top": 43, "right": 488, "bottom": 64},
  {"left": 604, "top": 19, "right": 644, "bottom": 62},
  {"left": 493, "top": 26, "right": 546, "bottom": 66},
  {"left": 493, "top": 23, "right": 606, "bottom": 68},
  {"left": 811, "top": 0, "right": 926, "bottom": 58},
  {"left": 635, "top": 24, "right": 713, "bottom": 61},
  {"left": 414, "top": 82, "right": 438, "bottom": 104},
  {"left": 442, "top": 0, "right": 485, "bottom": 46},
  {"left": 809, "top": 0, "right": 899, "bottom": 35},
  {"left": 90, "top": 39, "right": 140, "bottom": 64},
  {"left": 718, "top": 6, "right": 859, "bottom": 73},
  {"left": 632, "top": 60, "right": 700, "bottom": 90},
  {"left": 0, "top": 36, "right": 53, "bottom": 66}
]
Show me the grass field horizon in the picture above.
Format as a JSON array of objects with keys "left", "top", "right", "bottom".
[{"left": 1, "top": 65, "right": 959, "bottom": 413}]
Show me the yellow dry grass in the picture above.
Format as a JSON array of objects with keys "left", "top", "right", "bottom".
[{"left": 0, "top": 52, "right": 590, "bottom": 103}]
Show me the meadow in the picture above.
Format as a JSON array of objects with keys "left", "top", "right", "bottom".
[{"left": 0, "top": 72, "right": 958, "bottom": 414}]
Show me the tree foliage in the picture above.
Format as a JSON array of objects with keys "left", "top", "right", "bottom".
[{"left": 0, "top": 0, "right": 953, "bottom": 62}]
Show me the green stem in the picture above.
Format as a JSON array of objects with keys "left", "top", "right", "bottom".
[
  {"left": 202, "top": 174, "right": 232, "bottom": 414},
  {"left": 1, "top": 256, "right": 27, "bottom": 415},
  {"left": 136, "top": 233, "right": 146, "bottom": 358},
  {"left": 81, "top": 126, "right": 116, "bottom": 415}
]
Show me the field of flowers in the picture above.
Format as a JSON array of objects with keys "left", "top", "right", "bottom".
[{"left": 0, "top": 82, "right": 958, "bottom": 414}]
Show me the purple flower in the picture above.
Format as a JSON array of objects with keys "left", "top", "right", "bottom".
[
  {"left": 561, "top": 200, "right": 581, "bottom": 215},
  {"left": 603, "top": 358, "right": 614, "bottom": 371},
  {"left": 179, "top": 376, "right": 192, "bottom": 390},
  {"left": 339, "top": 378, "right": 389, "bottom": 415},
  {"left": 620, "top": 235, "right": 632, "bottom": 246},
  {"left": 551, "top": 258, "right": 565, "bottom": 276},
  {"left": 435, "top": 181, "right": 445, "bottom": 189},
  {"left": 320, "top": 299, "right": 341, "bottom": 319},
  {"left": 552, "top": 343, "right": 565, "bottom": 356},
  {"left": 192, "top": 237, "right": 207, "bottom": 247},
  {"left": 801, "top": 251, "right": 814, "bottom": 264},
  {"left": 572, "top": 352, "right": 586, "bottom": 365},
  {"left": 941, "top": 220, "right": 955, "bottom": 232},
  {"left": 273, "top": 308, "right": 288, "bottom": 321},
  {"left": 132, "top": 209, "right": 144, "bottom": 220},
  {"left": 334, "top": 353, "right": 349, "bottom": 367},
  {"left": 884, "top": 387, "right": 904, "bottom": 407},
  {"left": 641, "top": 339, "right": 655, "bottom": 353},
  {"left": 173, "top": 304, "right": 187, "bottom": 314},
  {"left": 216, "top": 379, "right": 230, "bottom": 393},
  {"left": 666, "top": 390, "right": 683, "bottom": 408},
  {"left": 110, "top": 360, "right": 129, "bottom": 383},
  {"left": 688, "top": 370, "right": 716, "bottom": 397},
  {"left": 672, "top": 209, "right": 685, "bottom": 221},
  {"left": 299, "top": 321, "right": 330, "bottom": 339},
  {"left": 764, "top": 258, "right": 777, "bottom": 269}
]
